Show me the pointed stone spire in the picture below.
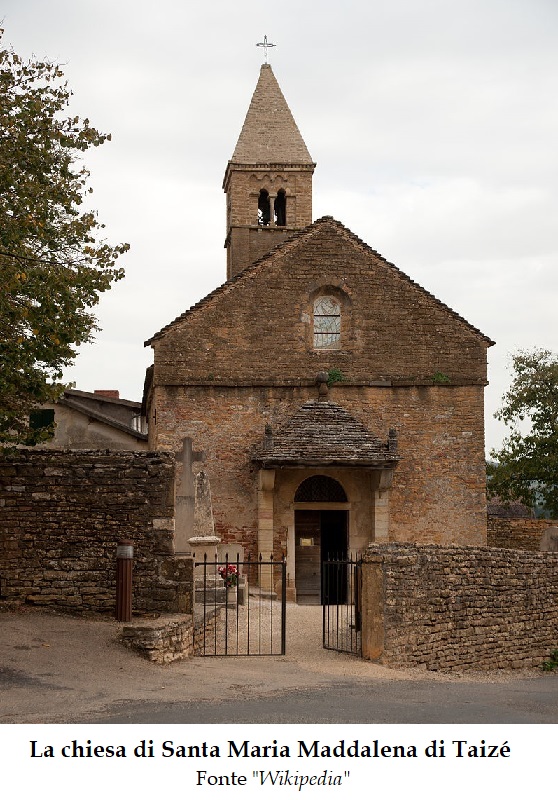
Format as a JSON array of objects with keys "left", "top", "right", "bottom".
[
  {"left": 231, "top": 64, "right": 313, "bottom": 165},
  {"left": 223, "top": 64, "right": 315, "bottom": 280}
]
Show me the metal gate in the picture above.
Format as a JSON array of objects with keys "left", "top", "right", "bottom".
[
  {"left": 194, "top": 554, "right": 286, "bottom": 656},
  {"left": 322, "top": 555, "right": 362, "bottom": 656}
]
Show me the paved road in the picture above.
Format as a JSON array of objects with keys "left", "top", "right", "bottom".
[
  {"left": 87, "top": 676, "right": 558, "bottom": 724},
  {"left": 2, "top": 608, "right": 557, "bottom": 724}
]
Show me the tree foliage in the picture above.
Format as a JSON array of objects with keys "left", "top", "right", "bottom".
[
  {"left": 0, "top": 30, "right": 128, "bottom": 445},
  {"left": 487, "top": 349, "right": 558, "bottom": 517}
]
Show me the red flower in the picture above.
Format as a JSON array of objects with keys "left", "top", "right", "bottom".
[{"left": 218, "top": 564, "right": 238, "bottom": 587}]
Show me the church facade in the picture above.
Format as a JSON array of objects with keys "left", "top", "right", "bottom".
[{"left": 144, "top": 64, "right": 493, "bottom": 601}]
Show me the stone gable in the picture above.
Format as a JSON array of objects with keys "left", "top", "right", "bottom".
[{"left": 148, "top": 217, "right": 492, "bottom": 388}]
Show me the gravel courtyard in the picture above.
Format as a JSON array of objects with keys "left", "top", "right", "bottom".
[{"left": 1, "top": 604, "right": 556, "bottom": 724}]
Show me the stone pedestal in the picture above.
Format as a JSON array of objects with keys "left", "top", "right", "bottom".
[{"left": 188, "top": 535, "right": 221, "bottom": 567}]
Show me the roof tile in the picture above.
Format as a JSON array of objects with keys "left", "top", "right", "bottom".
[{"left": 252, "top": 400, "right": 399, "bottom": 467}]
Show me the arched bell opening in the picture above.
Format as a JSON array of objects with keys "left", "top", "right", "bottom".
[
  {"left": 274, "top": 189, "right": 287, "bottom": 226},
  {"left": 257, "top": 189, "right": 271, "bottom": 226}
]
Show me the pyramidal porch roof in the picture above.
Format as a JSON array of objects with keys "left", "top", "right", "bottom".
[{"left": 252, "top": 401, "right": 399, "bottom": 469}]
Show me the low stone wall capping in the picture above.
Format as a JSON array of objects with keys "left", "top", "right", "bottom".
[
  {"left": 0, "top": 449, "right": 192, "bottom": 614},
  {"left": 361, "top": 543, "right": 558, "bottom": 671}
]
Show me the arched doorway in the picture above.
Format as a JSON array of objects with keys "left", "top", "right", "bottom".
[{"left": 294, "top": 476, "right": 348, "bottom": 604}]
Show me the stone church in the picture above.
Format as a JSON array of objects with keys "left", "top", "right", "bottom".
[{"left": 144, "top": 63, "right": 494, "bottom": 601}]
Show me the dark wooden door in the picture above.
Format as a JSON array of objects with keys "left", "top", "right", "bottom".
[
  {"left": 295, "top": 510, "right": 321, "bottom": 604},
  {"left": 321, "top": 510, "right": 348, "bottom": 604},
  {"left": 320, "top": 510, "right": 348, "bottom": 561},
  {"left": 295, "top": 510, "right": 348, "bottom": 604}
]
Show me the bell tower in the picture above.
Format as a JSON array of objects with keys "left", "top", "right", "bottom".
[{"left": 223, "top": 64, "right": 316, "bottom": 279}]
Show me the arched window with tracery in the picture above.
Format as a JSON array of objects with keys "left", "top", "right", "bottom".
[{"left": 313, "top": 296, "right": 341, "bottom": 349}]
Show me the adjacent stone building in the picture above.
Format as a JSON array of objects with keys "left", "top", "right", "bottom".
[
  {"left": 35, "top": 389, "right": 147, "bottom": 450},
  {"left": 144, "top": 63, "right": 494, "bottom": 602}
]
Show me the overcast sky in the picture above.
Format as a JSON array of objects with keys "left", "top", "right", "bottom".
[{"left": 3, "top": 0, "right": 557, "bottom": 453}]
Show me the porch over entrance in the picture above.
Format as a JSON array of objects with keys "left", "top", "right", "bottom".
[{"left": 252, "top": 400, "right": 399, "bottom": 602}]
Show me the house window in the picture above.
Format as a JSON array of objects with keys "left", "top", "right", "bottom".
[
  {"left": 27, "top": 408, "right": 55, "bottom": 444},
  {"left": 313, "top": 296, "right": 341, "bottom": 349},
  {"left": 29, "top": 408, "right": 55, "bottom": 430}
]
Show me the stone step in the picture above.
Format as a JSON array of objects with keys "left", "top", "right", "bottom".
[{"left": 195, "top": 587, "right": 237, "bottom": 604}]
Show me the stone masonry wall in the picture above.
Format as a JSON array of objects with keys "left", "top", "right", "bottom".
[
  {"left": 0, "top": 450, "right": 192, "bottom": 614},
  {"left": 153, "top": 220, "right": 489, "bottom": 387},
  {"left": 487, "top": 517, "right": 557, "bottom": 551},
  {"left": 361, "top": 543, "right": 558, "bottom": 671},
  {"left": 151, "top": 383, "right": 487, "bottom": 557}
]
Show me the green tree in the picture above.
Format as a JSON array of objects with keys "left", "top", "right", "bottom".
[
  {"left": 487, "top": 349, "right": 558, "bottom": 517},
  {"left": 0, "top": 30, "right": 128, "bottom": 445}
]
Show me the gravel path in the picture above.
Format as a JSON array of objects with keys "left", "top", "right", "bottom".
[{"left": 0, "top": 604, "right": 545, "bottom": 724}]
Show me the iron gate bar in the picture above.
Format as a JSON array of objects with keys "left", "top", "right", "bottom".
[
  {"left": 281, "top": 554, "right": 287, "bottom": 654},
  {"left": 194, "top": 554, "right": 286, "bottom": 656},
  {"left": 322, "top": 553, "right": 362, "bottom": 657}
]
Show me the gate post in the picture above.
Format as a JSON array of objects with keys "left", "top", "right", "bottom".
[
  {"left": 360, "top": 552, "right": 385, "bottom": 661},
  {"left": 116, "top": 540, "right": 133, "bottom": 622}
]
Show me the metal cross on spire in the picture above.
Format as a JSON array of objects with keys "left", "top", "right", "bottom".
[{"left": 256, "top": 35, "right": 276, "bottom": 64}]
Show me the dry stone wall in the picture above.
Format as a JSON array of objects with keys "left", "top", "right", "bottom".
[
  {"left": 0, "top": 450, "right": 192, "bottom": 614},
  {"left": 120, "top": 615, "right": 194, "bottom": 663},
  {"left": 361, "top": 543, "right": 558, "bottom": 671}
]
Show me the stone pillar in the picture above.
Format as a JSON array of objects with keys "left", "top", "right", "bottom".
[
  {"left": 193, "top": 471, "right": 215, "bottom": 539},
  {"left": 174, "top": 438, "right": 206, "bottom": 554},
  {"left": 174, "top": 438, "right": 195, "bottom": 554},
  {"left": 373, "top": 469, "right": 393, "bottom": 543},
  {"left": 360, "top": 552, "right": 385, "bottom": 661},
  {"left": 269, "top": 193, "right": 276, "bottom": 227},
  {"left": 189, "top": 471, "right": 220, "bottom": 578},
  {"left": 286, "top": 519, "right": 296, "bottom": 602},
  {"left": 257, "top": 469, "right": 275, "bottom": 591}
]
